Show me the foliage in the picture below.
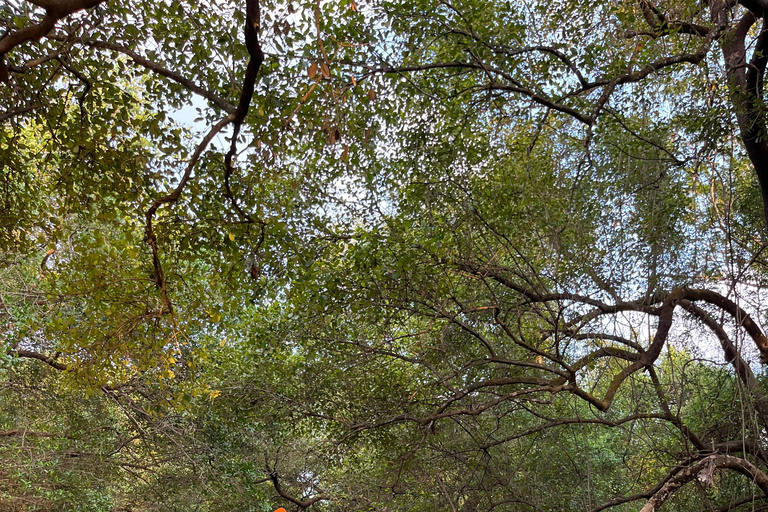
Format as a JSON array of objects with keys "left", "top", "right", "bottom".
[{"left": 5, "top": 0, "right": 768, "bottom": 511}]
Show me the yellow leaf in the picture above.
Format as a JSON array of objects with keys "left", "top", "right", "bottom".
[{"left": 228, "top": 233, "right": 235, "bottom": 241}]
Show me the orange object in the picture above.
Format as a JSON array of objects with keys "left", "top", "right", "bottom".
[{"left": 274, "top": 509, "right": 287, "bottom": 512}]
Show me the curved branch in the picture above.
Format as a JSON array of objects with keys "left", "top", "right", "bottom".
[
  {"left": 358, "top": 61, "right": 594, "bottom": 124},
  {"left": 640, "top": 454, "right": 768, "bottom": 512},
  {"left": 224, "top": 0, "right": 265, "bottom": 223},
  {"left": 567, "top": 331, "right": 645, "bottom": 353},
  {"left": 10, "top": 349, "right": 67, "bottom": 370},
  {"left": 679, "top": 288, "right": 768, "bottom": 362},
  {"left": 0, "top": 0, "right": 106, "bottom": 82},
  {"left": 145, "top": 115, "right": 233, "bottom": 312},
  {"left": 588, "top": 284, "right": 768, "bottom": 412},
  {"left": 637, "top": 0, "right": 710, "bottom": 37},
  {"left": 681, "top": 300, "right": 765, "bottom": 400},
  {"left": 268, "top": 470, "right": 329, "bottom": 510},
  {"left": 713, "top": 494, "right": 768, "bottom": 512}
]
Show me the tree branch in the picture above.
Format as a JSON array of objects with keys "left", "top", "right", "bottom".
[
  {"left": 10, "top": 349, "right": 68, "bottom": 370},
  {"left": 640, "top": 454, "right": 768, "bottom": 511},
  {"left": 0, "top": 0, "right": 106, "bottom": 82},
  {"left": 223, "top": 0, "right": 265, "bottom": 223},
  {"left": 145, "top": 114, "right": 233, "bottom": 313},
  {"left": 46, "top": 34, "right": 236, "bottom": 113},
  {"left": 268, "top": 469, "right": 330, "bottom": 510}
]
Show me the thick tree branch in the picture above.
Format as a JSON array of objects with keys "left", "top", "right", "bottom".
[
  {"left": 637, "top": 0, "right": 711, "bottom": 36},
  {"left": 10, "top": 349, "right": 68, "bottom": 370},
  {"left": 740, "top": 0, "right": 768, "bottom": 17},
  {"left": 679, "top": 287, "right": 768, "bottom": 362},
  {"left": 224, "top": 0, "right": 265, "bottom": 223},
  {"left": 0, "top": 0, "right": 106, "bottom": 82},
  {"left": 721, "top": 11, "right": 768, "bottom": 228},
  {"left": 460, "top": 265, "right": 768, "bottom": 365},
  {"left": 268, "top": 469, "right": 329, "bottom": 510},
  {"left": 640, "top": 454, "right": 768, "bottom": 511},
  {"left": 682, "top": 300, "right": 763, "bottom": 393}
]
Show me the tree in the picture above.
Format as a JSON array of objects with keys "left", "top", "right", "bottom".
[
  {"left": 367, "top": 0, "right": 768, "bottom": 230},
  {"left": 5, "top": 0, "right": 768, "bottom": 511}
]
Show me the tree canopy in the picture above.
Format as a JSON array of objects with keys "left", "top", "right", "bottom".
[{"left": 4, "top": 0, "right": 768, "bottom": 510}]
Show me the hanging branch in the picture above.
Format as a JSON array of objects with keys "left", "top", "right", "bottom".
[
  {"left": 224, "top": 0, "right": 265, "bottom": 224},
  {"left": 145, "top": 115, "right": 232, "bottom": 314}
]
